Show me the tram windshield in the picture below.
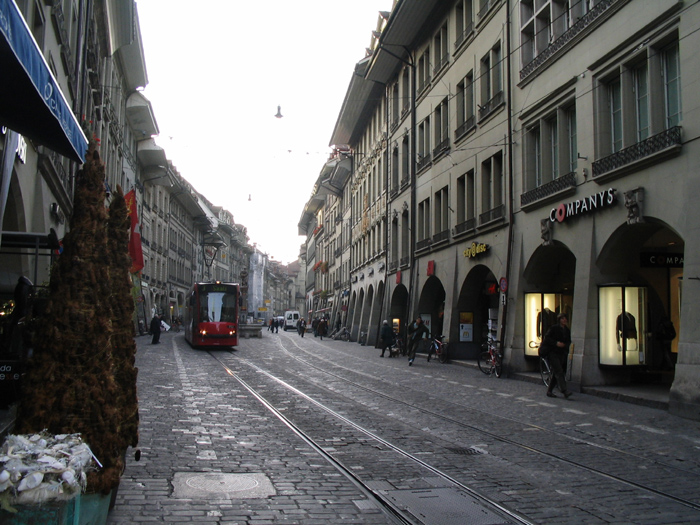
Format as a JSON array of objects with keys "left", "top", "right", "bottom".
[{"left": 199, "top": 285, "right": 237, "bottom": 323}]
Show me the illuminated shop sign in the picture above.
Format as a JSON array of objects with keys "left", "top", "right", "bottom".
[
  {"left": 640, "top": 253, "right": 684, "bottom": 268},
  {"left": 463, "top": 242, "right": 489, "bottom": 258},
  {"left": 549, "top": 188, "right": 616, "bottom": 223}
]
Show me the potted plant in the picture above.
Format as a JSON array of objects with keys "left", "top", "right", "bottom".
[{"left": 3, "top": 144, "right": 138, "bottom": 523}]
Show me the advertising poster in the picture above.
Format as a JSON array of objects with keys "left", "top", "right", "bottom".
[{"left": 459, "top": 311, "right": 473, "bottom": 342}]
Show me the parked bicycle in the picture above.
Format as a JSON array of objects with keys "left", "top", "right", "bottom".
[
  {"left": 478, "top": 336, "right": 502, "bottom": 377},
  {"left": 427, "top": 335, "right": 449, "bottom": 363},
  {"left": 530, "top": 341, "right": 552, "bottom": 387}
]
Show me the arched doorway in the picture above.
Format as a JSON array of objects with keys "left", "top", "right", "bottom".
[
  {"left": 453, "top": 265, "right": 499, "bottom": 359},
  {"left": 597, "top": 219, "right": 683, "bottom": 376},
  {"left": 390, "top": 284, "right": 409, "bottom": 341},
  {"left": 415, "top": 276, "right": 446, "bottom": 339}
]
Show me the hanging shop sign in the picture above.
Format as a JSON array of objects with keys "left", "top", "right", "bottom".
[
  {"left": 549, "top": 188, "right": 616, "bottom": 223},
  {"left": 463, "top": 242, "right": 489, "bottom": 259}
]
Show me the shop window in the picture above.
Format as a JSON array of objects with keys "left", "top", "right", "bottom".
[
  {"left": 599, "top": 286, "right": 647, "bottom": 366},
  {"left": 524, "top": 292, "right": 573, "bottom": 357}
]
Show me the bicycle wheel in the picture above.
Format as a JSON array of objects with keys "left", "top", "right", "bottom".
[
  {"left": 478, "top": 350, "right": 493, "bottom": 374},
  {"left": 494, "top": 352, "right": 503, "bottom": 377},
  {"left": 438, "top": 344, "right": 449, "bottom": 363},
  {"left": 539, "top": 357, "right": 552, "bottom": 387}
]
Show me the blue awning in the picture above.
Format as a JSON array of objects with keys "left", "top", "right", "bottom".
[{"left": 0, "top": 0, "right": 87, "bottom": 163}]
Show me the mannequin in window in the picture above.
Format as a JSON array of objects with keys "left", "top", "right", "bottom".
[
  {"left": 537, "top": 308, "right": 557, "bottom": 339},
  {"left": 616, "top": 311, "right": 637, "bottom": 351}
]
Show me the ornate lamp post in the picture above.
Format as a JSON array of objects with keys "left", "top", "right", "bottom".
[{"left": 202, "top": 230, "right": 226, "bottom": 282}]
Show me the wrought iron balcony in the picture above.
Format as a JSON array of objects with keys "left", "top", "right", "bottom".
[
  {"left": 592, "top": 127, "right": 682, "bottom": 178},
  {"left": 520, "top": 171, "right": 576, "bottom": 207},
  {"left": 400, "top": 256, "right": 410, "bottom": 267},
  {"left": 478, "top": 91, "right": 504, "bottom": 121},
  {"left": 432, "top": 230, "right": 449, "bottom": 245},
  {"left": 520, "top": 0, "right": 619, "bottom": 82},
  {"left": 433, "top": 138, "right": 450, "bottom": 159},
  {"left": 453, "top": 218, "right": 476, "bottom": 236},
  {"left": 417, "top": 153, "right": 432, "bottom": 172},
  {"left": 479, "top": 204, "right": 505, "bottom": 225},
  {"left": 416, "top": 238, "right": 432, "bottom": 251},
  {"left": 454, "top": 24, "right": 474, "bottom": 51},
  {"left": 455, "top": 115, "right": 476, "bottom": 141}
]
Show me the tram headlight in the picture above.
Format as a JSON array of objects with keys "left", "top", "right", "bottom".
[{"left": 199, "top": 329, "right": 207, "bottom": 336}]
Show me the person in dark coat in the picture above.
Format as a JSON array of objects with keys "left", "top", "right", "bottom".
[
  {"left": 379, "top": 320, "right": 394, "bottom": 357},
  {"left": 150, "top": 314, "right": 162, "bottom": 344},
  {"left": 407, "top": 317, "right": 429, "bottom": 365},
  {"left": 318, "top": 317, "right": 328, "bottom": 340},
  {"left": 539, "top": 313, "right": 572, "bottom": 398}
]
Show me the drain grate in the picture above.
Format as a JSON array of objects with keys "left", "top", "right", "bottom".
[{"left": 447, "top": 447, "right": 485, "bottom": 456}]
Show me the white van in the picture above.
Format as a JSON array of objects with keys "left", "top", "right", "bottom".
[{"left": 284, "top": 310, "right": 300, "bottom": 331}]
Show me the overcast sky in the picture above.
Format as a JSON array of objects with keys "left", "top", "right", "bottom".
[{"left": 136, "top": 1, "right": 390, "bottom": 265}]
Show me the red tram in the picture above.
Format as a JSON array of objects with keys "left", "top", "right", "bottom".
[{"left": 184, "top": 282, "right": 240, "bottom": 348}]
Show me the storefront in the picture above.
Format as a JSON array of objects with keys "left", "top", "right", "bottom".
[{"left": 517, "top": 187, "right": 683, "bottom": 387}]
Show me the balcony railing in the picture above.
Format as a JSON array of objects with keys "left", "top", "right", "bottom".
[
  {"left": 417, "top": 153, "right": 432, "bottom": 172},
  {"left": 592, "top": 127, "right": 682, "bottom": 178},
  {"left": 389, "top": 260, "right": 398, "bottom": 272},
  {"left": 455, "top": 115, "right": 476, "bottom": 140},
  {"left": 478, "top": 91, "right": 504, "bottom": 121},
  {"left": 433, "top": 53, "right": 449, "bottom": 76},
  {"left": 416, "top": 238, "right": 432, "bottom": 251},
  {"left": 520, "top": 171, "right": 577, "bottom": 207},
  {"left": 520, "top": 0, "right": 619, "bottom": 82},
  {"left": 432, "top": 230, "right": 449, "bottom": 245},
  {"left": 400, "top": 256, "right": 410, "bottom": 267},
  {"left": 433, "top": 138, "right": 450, "bottom": 158},
  {"left": 453, "top": 218, "right": 476, "bottom": 235},
  {"left": 454, "top": 23, "right": 474, "bottom": 51},
  {"left": 479, "top": 204, "right": 505, "bottom": 225}
]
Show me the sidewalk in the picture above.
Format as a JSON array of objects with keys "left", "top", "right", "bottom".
[{"left": 447, "top": 357, "right": 671, "bottom": 410}]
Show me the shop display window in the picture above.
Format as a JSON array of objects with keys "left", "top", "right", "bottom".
[
  {"left": 524, "top": 292, "right": 573, "bottom": 357},
  {"left": 599, "top": 286, "right": 647, "bottom": 366}
]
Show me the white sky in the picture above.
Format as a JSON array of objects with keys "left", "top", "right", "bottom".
[{"left": 136, "top": 1, "right": 391, "bottom": 265}]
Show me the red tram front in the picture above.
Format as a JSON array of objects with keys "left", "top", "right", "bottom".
[{"left": 184, "top": 282, "right": 239, "bottom": 348}]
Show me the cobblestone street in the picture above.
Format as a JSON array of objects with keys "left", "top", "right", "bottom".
[{"left": 105, "top": 329, "right": 700, "bottom": 524}]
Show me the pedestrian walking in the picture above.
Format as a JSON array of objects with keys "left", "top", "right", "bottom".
[
  {"left": 299, "top": 318, "right": 306, "bottom": 337},
  {"left": 318, "top": 317, "right": 327, "bottom": 340},
  {"left": 407, "top": 317, "right": 429, "bottom": 365},
  {"left": 150, "top": 314, "right": 161, "bottom": 344},
  {"left": 539, "top": 313, "right": 572, "bottom": 398},
  {"left": 379, "top": 320, "right": 394, "bottom": 357}
]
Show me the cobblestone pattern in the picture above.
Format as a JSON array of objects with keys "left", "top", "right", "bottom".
[{"left": 107, "top": 330, "right": 700, "bottom": 524}]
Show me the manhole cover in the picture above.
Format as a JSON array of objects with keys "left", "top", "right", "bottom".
[
  {"left": 186, "top": 473, "right": 258, "bottom": 493},
  {"left": 172, "top": 472, "right": 275, "bottom": 499}
]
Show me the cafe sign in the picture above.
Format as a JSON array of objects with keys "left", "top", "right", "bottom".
[{"left": 463, "top": 242, "right": 489, "bottom": 259}]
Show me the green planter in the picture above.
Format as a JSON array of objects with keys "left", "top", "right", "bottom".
[{"left": 2, "top": 491, "right": 112, "bottom": 525}]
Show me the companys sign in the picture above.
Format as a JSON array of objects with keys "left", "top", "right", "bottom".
[{"left": 549, "top": 188, "right": 616, "bottom": 223}]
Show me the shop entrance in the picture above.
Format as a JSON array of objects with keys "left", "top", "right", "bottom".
[
  {"left": 415, "top": 276, "right": 445, "bottom": 340},
  {"left": 453, "top": 265, "right": 499, "bottom": 359},
  {"left": 522, "top": 242, "right": 576, "bottom": 358},
  {"left": 389, "top": 284, "right": 409, "bottom": 342},
  {"left": 597, "top": 220, "right": 683, "bottom": 376}
]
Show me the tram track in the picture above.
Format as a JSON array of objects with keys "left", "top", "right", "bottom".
[
  {"left": 233, "top": 334, "right": 700, "bottom": 519},
  {"left": 273, "top": 335, "right": 700, "bottom": 487},
  {"left": 210, "top": 350, "right": 531, "bottom": 525}
]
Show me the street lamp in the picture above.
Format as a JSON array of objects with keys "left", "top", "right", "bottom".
[{"left": 202, "top": 230, "right": 226, "bottom": 282}]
